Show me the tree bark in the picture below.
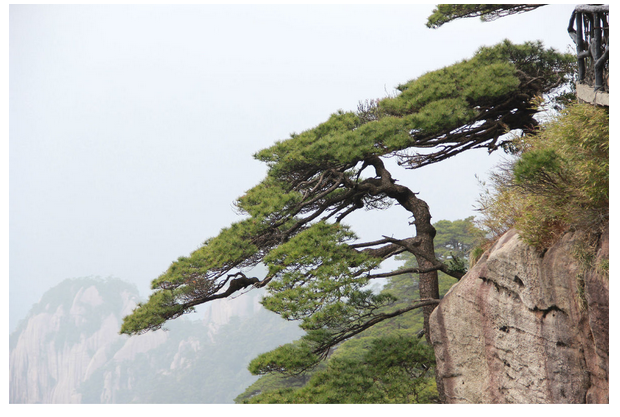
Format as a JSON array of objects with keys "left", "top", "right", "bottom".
[{"left": 363, "top": 156, "right": 440, "bottom": 343}]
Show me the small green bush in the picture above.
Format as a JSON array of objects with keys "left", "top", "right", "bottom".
[{"left": 477, "top": 103, "right": 608, "bottom": 250}]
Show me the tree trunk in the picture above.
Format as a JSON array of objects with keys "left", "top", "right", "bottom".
[{"left": 365, "top": 156, "right": 440, "bottom": 341}]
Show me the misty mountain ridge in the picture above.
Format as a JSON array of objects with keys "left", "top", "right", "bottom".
[{"left": 9, "top": 276, "right": 303, "bottom": 403}]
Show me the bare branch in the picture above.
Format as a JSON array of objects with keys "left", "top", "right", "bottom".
[
  {"left": 312, "top": 299, "right": 441, "bottom": 357},
  {"left": 366, "top": 267, "right": 442, "bottom": 280}
]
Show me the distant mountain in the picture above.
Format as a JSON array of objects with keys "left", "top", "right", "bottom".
[{"left": 9, "top": 277, "right": 303, "bottom": 403}]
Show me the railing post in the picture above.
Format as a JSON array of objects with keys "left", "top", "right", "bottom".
[
  {"left": 576, "top": 12, "right": 585, "bottom": 81},
  {"left": 593, "top": 12, "right": 603, "bottom": 90}
]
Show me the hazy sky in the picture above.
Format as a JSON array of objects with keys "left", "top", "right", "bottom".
[{"left": 9, "top": 3, "right": 578, "bottom": 332}]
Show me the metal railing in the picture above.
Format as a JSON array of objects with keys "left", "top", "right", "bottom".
[{"left": 568, "top": 5, "right": 609, "bottom": 92}]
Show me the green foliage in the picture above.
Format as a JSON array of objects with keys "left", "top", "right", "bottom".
[
  {"left": 261, "top": 221, "right": 382, "bottom": 321},
  {"left": 299, "top": 290, "right": 398, "bottom": 332},
  {"left": 432, "top": 217, "right": 485, "bottom": 261},
  {"left": 243, "top": 336, "right": 437, "bottom": 404},
  {"left": 241, "top": 268, "right": 446, "bottom": 403},
  {"left": 381, "top": 62, "right": 516, "bottom": 117},
  {"left": 254, "top": 110, "right": 362, "bottom": 177},
  {"left": 476, "top": 103, "right": 609, "bottom": 249},
  {"left": 233, "top": 373, "right": 312, "bottom": 404},
  {"left": 121, "top": 218, "right": 269, "bottom": 335},
  {"left": 248, "top": 340, "right": 320, "bottom": 377},
  {"left": 119, "top": 290, "right": 185, "bottom": 336},
  {"left": 121, "top": 40, "right": 575, "bottom": 339},
  {"left": 236, "top": 176, "right": 304, "bottom": 219},
  {"left": 264, "top": 221, "right": 369, "bottom": 278},
  {"left": 255, "top": 40, "right": 573, "bottom": 179},
  {"left": 397, "top": 216, "right": 483, "bottom": 291},
  {"left": 445, "top": 255, "right": 467, "bottom": 277},
  {"left": 250, "top": 287, "right": 400, "bottom": 376},
  {"left": 472, "top": 40, "right": 576, "bottom": 89},
  {"left": 517, "top": 104, "right": 609, "bottom": 207},
  {"left": 513, "top": 148, "right": 564, "bottom": 184},
  {"left": 426, "top": 4, "right": 545, "bottom": 28},
  {"left": 249, "top": 218, "right": 482, "bottom": 379},
  {"left": 151, "top": 218, "right": 265, "bottom": 292},
  {"left": 469, "top": 246, "right": 486, "bottom": 269},
  {"left": 238, "top": 218, "right": 480, "bottom": 403},
  {"left": 474, "top": 162, "right": 527, "bottom": 241}
]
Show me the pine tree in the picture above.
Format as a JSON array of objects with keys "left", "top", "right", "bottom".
[
  {"left": 236, "top": 218, "right": 482, "bottom": 404},
  {"left": 426, "top": 4, "right": 546, "bottom": 28},
  {"left": 120, "top": 40, "right": 574, "bottom": 375}
]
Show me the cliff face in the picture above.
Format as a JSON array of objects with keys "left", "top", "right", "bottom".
[
  {"left": 202, "top": 290, "right": 264, "bottom": 342},
  {"left": 9, "top": 279, "right": 162, "bottom": 403},
  {"left": 9, "top": 281, "right": 136, "bottom": 403},
  {"left": 9, "top": 278, "right": 303, "bottom": 403},
  {"left": 430, "top": 228, "right": 609, "bottom": 404}
]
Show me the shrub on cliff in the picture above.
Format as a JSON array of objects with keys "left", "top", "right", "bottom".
[{"left": 476, "top": 103, "right": 609, "bottom": 249}]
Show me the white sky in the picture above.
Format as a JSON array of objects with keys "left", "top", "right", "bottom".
[{"left": 9, "top": 3, "right": 579, "bottom": 332}]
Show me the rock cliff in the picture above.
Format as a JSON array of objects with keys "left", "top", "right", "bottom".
[
  {"left": 9, "top": 277, "right": 303, "bottom": 403},
  {"left": 9, "top": 279, "right": 145, "bottom": 403},
  {"left": 202, "top": 290, "right": 264, "bottom": 342},
  {"left": 430, "top": 228, "right": 609, "bottom": 403}
]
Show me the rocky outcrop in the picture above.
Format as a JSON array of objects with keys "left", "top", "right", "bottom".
[
  {"left": 202, "top": 290, "right": 264, "bottom": 342},
  {"left": 9, "top": 277, "right": 303, "bottom": 403},
  {"left": 430, "top": 228, "right": 609, "bottom": 404},
  {"left": 9, "top": 280, "right": 143, "bottom": 403}
]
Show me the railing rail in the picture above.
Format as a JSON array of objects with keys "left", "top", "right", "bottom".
[{"left": 568, "top": 4, "right": 609, "bottom": 92}]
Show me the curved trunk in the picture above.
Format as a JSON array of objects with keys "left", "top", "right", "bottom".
[{"left": 364, "top": 156, "right": 440, "bottom": 342}]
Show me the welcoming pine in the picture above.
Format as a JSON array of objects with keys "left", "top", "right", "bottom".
[{"left": 120, "top": 40, "right": 574, "bottom": 376}]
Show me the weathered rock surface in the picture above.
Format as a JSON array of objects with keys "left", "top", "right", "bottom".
[
  {"left": 9, "top": 279, "right": 150, "bottom": 403},
  {"left": 202, "top": 289, "right": 264, "bottom": 342},
  {"left": 9, "top": 277, "right": 303, "bottom": 403},
  {"left": 430, "top": 228, "right": 609, "bottom": 404}
]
